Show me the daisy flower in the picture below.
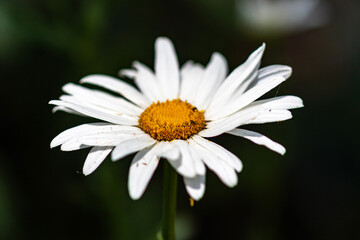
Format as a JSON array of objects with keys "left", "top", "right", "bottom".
[{"left": 50, "top": 37, "right": 303, "bottom": 201}]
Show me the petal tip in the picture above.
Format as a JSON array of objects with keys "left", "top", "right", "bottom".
[
  {"left": 156, "top": 36, "right": 171, "bottom": 44},
  {"left": 189, "top": 193, "right": 203, "bottom": 202},
  {"left": 236, "top": 163, "right": 243, "bottom": 173},
  {"left": 61, "top": 82, "right": 75, "bottom": 92},
  {"left": 228, "top": 179, "right": 238, "bottom": 188},
  {"left": 155, "top": 37, "right": 176, "bottom": 53},
  {"left": 212, "top": 52, "right": 225, "bottom": 60},
  {"left": 50, "top": 141, "right": 57, "bottom": 149},
  {"left": 79, "top": 74, "right": 104, "bottom": 84},
  {"left": 110, "top": 150, "right": 123, "bottom": 162},
  {"left": 79, "top": 75, "right": 91, "bottom": 84},
  {"left": 51, "top": 107, "right": 58, "bottom": 113},
  {"left": 82, "top": 169, "right": 92, "bottom": 176},
  {"left": 260, "top": 42, "right": 266, "bottom": 51},
  {"left": 119, "top": 69, "right": 136, "bottom": 79},
  {"left": 283, "top": 66, "right": 293, "bottom": 79},
  {"left": 128, "top": 189, "right": 142, "bottom": 200},
  {"left": 297, "top": 98, "right": 304, "bottom": 108},
  {"left": 183, "top": 170, "right": 197, "bottom": 179}
]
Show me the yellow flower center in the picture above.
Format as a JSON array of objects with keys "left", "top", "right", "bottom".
[{"left": 138, "top": 99, "right": 206, "bottom": 141}]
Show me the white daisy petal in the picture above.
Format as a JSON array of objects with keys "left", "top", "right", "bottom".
[
  {"left": 59, "top": 125, "right": 145, "bottom": 150},
  {"left": 232, "top": 67, "right": 261, "bottom": 97},
  {"left": 247, "top": 95, "right": 304, "bottom": 110},
  {"left": 58, "top": 95, "right": 118, "bottom": 115},
  {"left": 156, "top": 141, "right": 180, "bottom": 161},
  {"left": 78, "top": 131, "right": 147, "bottom": 147},
  {"left": 58, "top": 125, "right": 145, "bottom": 151},
  {"left": 52, "top": 106, "right": 87, "bottom": 116},
  {"left": 156, "top": 141, "right": 195, "bottom": 178},
  {"left": 207, "top": 74, "right": 286, "bottom": 120},
  {"left": 189, "top": 146, "right": 206, "bottom": 175},
  {"left": 189, "top": 139, "right": 238, "bottom": 188},
  {"left": 194, "top": 53, "right": 228, "bottom": 110},
  {"left": 131, "top": 61, "right": 165, "bottom": 102},
  {"left": 245, "top": 109, "right": 293, "bottom": 124},
  {"left": 58, "top": 95, "right": 141, "bottom": 122},
  {"left": 83, "top": 146, "right": 113, "bottom": 176},
  {"left": 60, "top": 138, "right": 91, "bottom": 151},
  {"left": 227, "top": 128, "right": 286, "bottom": 155},
  {"left": 170, "top": 140, "right": 196, "bottom": 178},
  {"left": 259, "top": 64, "right": 292, "bottom": 79},
  {"left": 49, "top": 100, "right": 138, "bottom": 125},
  {"left": 184, "top": 174, "right": 206, "bottom": 201},
  {"left": 248, "top": 65, "right": 292, "bottom": 90},
  {"left": 231, "top": 63, "right": 290, "bottom": 99},
  {"left": 218, "top": 43, "right": 265, "bottom": 96},
  {"left": 80, "top": 74, "right": 150, "bottom": 108},
  {"left": 50, "top": 122, "right": 110, "bottom": 148},
  {"left": 207, "top": 44, "right": 265, "bottom": 117},
  {"left": 179, "top": 61, "right": 204, "bottom": 104},
  {"left": 119, "top": 69, "right": 137, "bottom": 78},
  {"left": 201, "top": 102, "right": 295, "bottom": 138},
  {"left": 128, "top": 146, "right": 160, "bottom": 200},
  {"left": 111, "top": 136, "right": 156, "bottom": 161},
  {"left": 199, "top": 106, "right": 263, "bottom": 137},
  {"left": 192, "top": 135, "right": 242, "bottom": 172},
  {"left": 155, "top": 37, "right": 180, "bottom": 99},
  {"left": 62, "top": 83, "right": 143, "bottom": 116},
  {"left": 208, "top": 95, "right": 301, "bottom": 131}
]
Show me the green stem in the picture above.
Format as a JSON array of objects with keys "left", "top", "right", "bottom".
[{"left": 161, "top": 161, "right": 177, "bottom": 240}]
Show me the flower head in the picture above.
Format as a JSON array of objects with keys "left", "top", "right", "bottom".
[{"left": 50, "top": 37, "right": 303, "bottom": 200}]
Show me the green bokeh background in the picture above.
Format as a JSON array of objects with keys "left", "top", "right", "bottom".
[{"left": 0, "top": 0, "right": 359, "bottom": 239}]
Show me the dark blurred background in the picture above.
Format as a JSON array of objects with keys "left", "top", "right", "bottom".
[{"left": 0, "top": 0, "right": 359, "bottom": 239}]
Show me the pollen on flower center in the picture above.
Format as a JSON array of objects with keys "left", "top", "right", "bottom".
[{"left": 138, "top": 99, "right": 206, "bottom": 141}]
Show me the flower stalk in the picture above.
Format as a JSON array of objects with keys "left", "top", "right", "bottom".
[{"left": 161, "top": 161, "right": 177, "bottom": 240}]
